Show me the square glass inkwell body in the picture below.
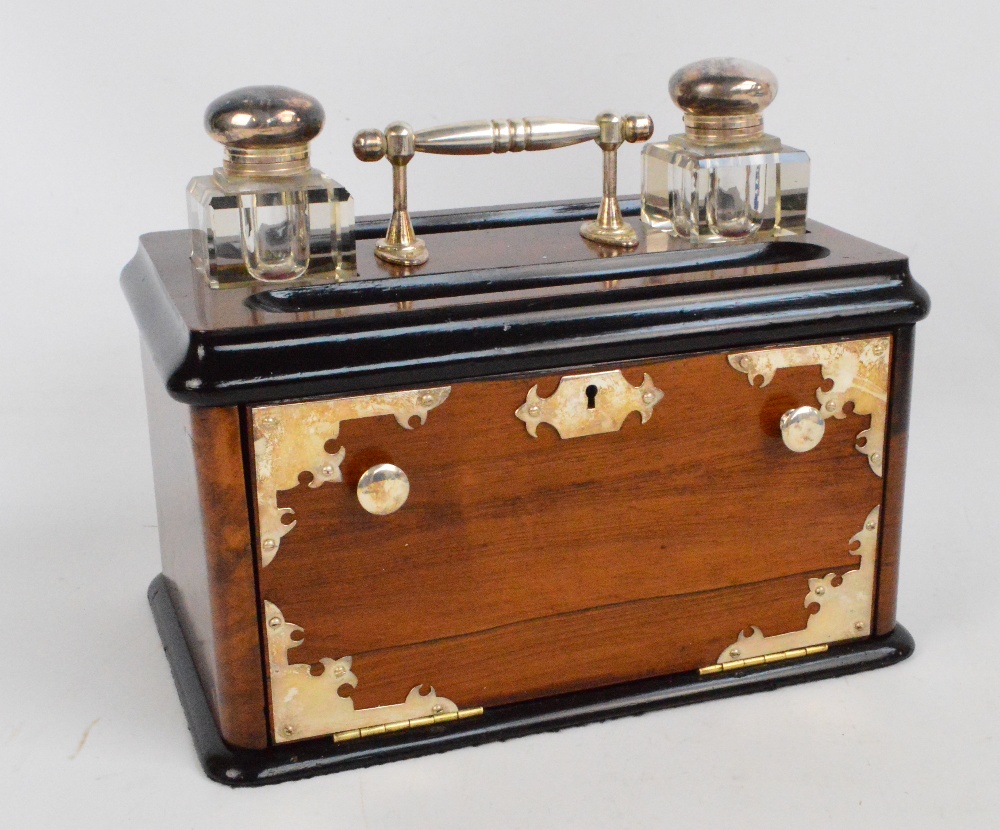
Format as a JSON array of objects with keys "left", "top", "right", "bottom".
[
  {"left": 642, "top": 58, "right": 809, "bottom": 244},
  {"left": 187, "top": 86, "right": 355, "bottom": 286}
]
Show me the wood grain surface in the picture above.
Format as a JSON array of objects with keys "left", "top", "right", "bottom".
[
  {"left": 143, "top": 350, "right": 267, "bottom": 748},
  {"left": 256, "top": 346, "right": 887, "bottom": 712},
  {"left": 874, "top": 327, "right": 913, "bottom": 635}
]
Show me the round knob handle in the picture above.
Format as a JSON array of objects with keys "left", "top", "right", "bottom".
[
  {"left": 357, "top": 464, "right": 410, "bottom": 515},
  {"left": 623, "top": 113, "right": 654, "bottom": 143},
  {"left": 204, "top": 85, "right": 325, "bottom": 148},
  {"left": 668, "top": 58, "right": 778, "bottom": 141},
  {"left": 352, "top": 129, "right": 387, "bottom": 162},
  {"left": 779, "top": 406, "right": 825, "bottom": 453}
]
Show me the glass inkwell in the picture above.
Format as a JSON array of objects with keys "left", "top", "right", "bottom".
[
  {"left": 641, "top": 58, "right": 810, "bottom": 244},
  {"left": 187, "top": 86, "right": 355, "bottom": 285}
]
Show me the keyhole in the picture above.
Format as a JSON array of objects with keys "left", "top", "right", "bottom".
[{"left": 585, "top": 384, "right": 598, "bottom": 410}]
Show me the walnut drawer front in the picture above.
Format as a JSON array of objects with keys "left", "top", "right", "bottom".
[{"left": 250, "top": 336, "right": 892, "bottom": 744}]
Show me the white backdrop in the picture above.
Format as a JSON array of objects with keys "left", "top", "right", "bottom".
[{"left": 2, "top": 2, "right": 997, "bottom": 826}]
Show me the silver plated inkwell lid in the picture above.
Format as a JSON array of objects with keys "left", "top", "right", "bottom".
[
  {"left": 204, "top": 85, "right": 324, "bottom": 176},
  {"left": 668, "top": 58, "right": 778, "bottom": 143}
]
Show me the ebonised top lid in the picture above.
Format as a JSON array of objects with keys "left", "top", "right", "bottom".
[{"left": 121, "top": 197, "right": 925, "bottom": 407}]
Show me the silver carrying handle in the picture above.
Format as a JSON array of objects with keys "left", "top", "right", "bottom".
[{"left": 352, "top": 113, "right": 654, "bottom": 266}]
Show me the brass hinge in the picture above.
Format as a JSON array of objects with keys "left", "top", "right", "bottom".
[
  {"left": 698, "top": 644, "right": 829, "bottom": 676},
  {"left": 332, "top": 706, "right": 485, "bottom": 743}
]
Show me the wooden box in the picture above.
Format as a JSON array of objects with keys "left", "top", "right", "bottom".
[{"left": 122, "top": 199, "right": 928, "bottom": 785}]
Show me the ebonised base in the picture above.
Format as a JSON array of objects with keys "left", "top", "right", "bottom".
[{"left": 148, "top": 574, "right": 914, "bottom": 787}]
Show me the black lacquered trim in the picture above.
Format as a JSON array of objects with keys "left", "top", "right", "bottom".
[
  {"left": 247, "top": 241, "right": 830, "bottom": 312},
  {"left": 164, "top": 274, "right": 927, "bottom": 406},
  {"left": 122, "top": 198, "right": 930, "bottom": 406},
  {"left": 149, "top": 574, "right": 915, "bottom": 788},
  {"left": 354, "top": 195, "right": 641, "bottom": 239}
]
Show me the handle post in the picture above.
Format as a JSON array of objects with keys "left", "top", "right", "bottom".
[{"left": 579, "top": 113, "right": 654, "bottom": 249}]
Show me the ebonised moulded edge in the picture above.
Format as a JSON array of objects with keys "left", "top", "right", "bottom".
[
  {"left": 121, "top": 197, "right": 930, "bottom": 407},
  {"left": 148, "top": 574, "right": 915, "bottom": 788}
]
